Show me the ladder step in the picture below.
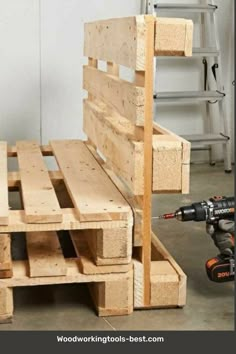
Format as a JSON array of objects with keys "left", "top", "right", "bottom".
[
  {"left": 157, "top": 47, "right": 219, "bottom": 59},
  {"left": 154, "top": 91, "right": 225, "bottom": 104},
  {"left": 182, "top": 134, "right": 229, "bottom": 144},
  {"left": 154, "top": 3, "right": 217, "bottom": 13},
  {"left": 193, "top": 47, "right": 219, "bottom": 57}
]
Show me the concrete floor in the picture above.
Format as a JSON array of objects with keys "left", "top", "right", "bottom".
[{"left": 0, "top": 164, "right": 234, "bottom": 330}]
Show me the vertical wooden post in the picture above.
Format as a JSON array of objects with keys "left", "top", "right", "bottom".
[{"left": 135, "top": 16, "right": 154, "bottom": 306}]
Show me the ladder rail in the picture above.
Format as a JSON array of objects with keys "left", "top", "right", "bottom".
[{"left": 210, "top": 0, "right": 232, "bottom": 171}]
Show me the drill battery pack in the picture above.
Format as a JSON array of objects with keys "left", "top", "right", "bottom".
[{"left": 206, "top": 255, "right": 235, "bottom": 282}]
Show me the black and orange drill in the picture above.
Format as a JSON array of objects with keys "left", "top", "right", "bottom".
[{"left": 154, "top": 196, "right": 235, "bottom": 282}]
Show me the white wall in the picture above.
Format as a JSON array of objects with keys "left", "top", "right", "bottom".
[
  {"left": 0, "top": 0, "right": 234, "bottom": 162},
  {"left": 0, "top": 0, "right": 40, "bottom": 143}
]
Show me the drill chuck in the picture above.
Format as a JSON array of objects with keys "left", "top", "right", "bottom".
[{"left": 176, "top": 196, "right": 235, "bottom": 223}]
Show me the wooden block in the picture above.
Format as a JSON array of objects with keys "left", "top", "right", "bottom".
[
  {"left": 89, "top": 270, "right": 133, "bottom": 316},
  {"left": 83, "top": 66, "right": 145, "bottom": 125},
  {"left": 134, "top": 232, "right": 187, "bottom": 308},
  {"left": 16, "top": 141, "right": 62, "bottom": 224},
  {"left": 150, "top": 261, "right": 180, "bottom": 307},
  {"left": 0, "top": 142, "right": 9, "bottom": 225},
  {"left": 26, "top": 231, "right": 67, "bottom": 277},
  {"left": 0, "top": 288, "right": 13, "bottom": 319},
  {"left": 75, "top": 228, "right": 132, "bottom": 266},
  {"left": 51, "top": 140, "right": 131, "bottom": 221},
  {"left": 0, "top": 234, "right": 13, "bottom": 279},
  {"left": 153, "top": 123, "right": 191, "bottom": 194},
  {"left": 83, "top": 99, "right": 144, "bottom": 195},
  {"left": 155, "top": 18, "right": 193, "bottom": 56},
  {"left": 84, "top": 16, "right": 147, "bottom": 70},
  {"left": 70, "top": 230, "right": 131, "bottom": 275},
  {"left": 152, "top": 135, "right": 182, "bottom": 192},
  {"left": 151, "top": 232, "right": 187, "bottom": 307},
  {"left": 92, "top": 228, "right": 132, "bottom": 260}
]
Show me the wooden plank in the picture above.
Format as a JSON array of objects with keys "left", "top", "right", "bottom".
[
  {"left": 0, "top": 260, "right": 133, "bottom": 288},
  {"left": 0, "top": 142, "right": 9, "bottom": 225},
  {"left": 26, "top": 231, "right": 67, "bottom": 277},
  {"left": 83, "top": 66, "right": 145, "bottom": 125},
  {"left": 8, "top": 145, "right": 53, "bottom": 157},
  {"left": 69, "top": 230, "right": 131, "bottom": 275},
  {"left": 83, "top": 99, "right": 144, "bottom": 195},
  {"left": 155, "top": 18, "right": 193, "bottom": 56},
  {"left": 0, "top": 209, "right": 131, "bottom": 233},
  {"left": 50, "top": 140, "right": 131, "bottom": 222},
  {"left": 139, "top": 15, "right": 155, "bottom": 306},
  {"left": 84, "top": 16, "right": 147, "bottom": 70},
  {"left": 16, "top": 141, "right": 62, "bottom": 223},
  {"left": 8, "top": 171, "right": 63, "bottom": 189},
  {"left": 0, "top": 234, "right": 12, "bottom": 278}
]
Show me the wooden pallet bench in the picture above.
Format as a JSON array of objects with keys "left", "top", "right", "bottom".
[
  {"left": 83, "top": 14, "right": 192, "bottom": 308},
  {"left": 0, "top": 14, "right": 193, "bottom": 321}
]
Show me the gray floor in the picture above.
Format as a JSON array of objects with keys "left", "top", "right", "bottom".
[{"left": 0, "top": 164, "right": 234, "bottom": 331}]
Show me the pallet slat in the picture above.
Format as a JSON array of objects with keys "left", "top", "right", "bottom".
[
  {"left": 83, "top": 65, "right": 145, "bottom": 126},
  {"left": 84, "top": 16, "right": 147, "bottom": 70},
  {"left": 0, "top": 142, "right": 9, "bottom": 225},
  {"left": 83, "top": 99, "right": 144, "bottom": 195},
  {"left": 0, "top": 209, "right": 130, "bottom": 233},
  {"left": 0, "top": 260, "right": 132, "bottom": 287},
  {"left": 26, "top": 231, "right": 67, "bottom": 277},
  {"left": 51, "top": 140, "right": 130, "bottom": 221},
  {"left": 16, "top": 141, "right": 62, "bottom": 223}
]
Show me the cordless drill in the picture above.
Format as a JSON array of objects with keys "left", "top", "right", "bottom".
[{"left": 154, "top": 196, "right": 235, "bottom": 283}]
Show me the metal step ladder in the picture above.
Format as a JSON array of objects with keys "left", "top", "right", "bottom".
[{"left": 142, "top": 0, "right": 232, "bottom": 172}]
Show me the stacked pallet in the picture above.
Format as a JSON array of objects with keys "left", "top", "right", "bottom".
[
  {"left": 0, "top": 141, "right": 133, "bottom": 322},
  {"left": 0, "top": 15, "right": 193, "bottom": 322}
]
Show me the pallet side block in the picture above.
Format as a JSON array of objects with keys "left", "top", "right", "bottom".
[
  {"left": 0, "top": 288, "right": 13, "bottom": 323},
  {"left": 155, "top": 17, "right": 193, "bottom": 57},
  {"left": 89, "top": 269, "right": 133, "bottom": 316},
  {"left": 0, "top": 234, "right": 13, "bottom": 278},
  {"left": 134, "top": 232, "right": 187, "bottom": 308}
]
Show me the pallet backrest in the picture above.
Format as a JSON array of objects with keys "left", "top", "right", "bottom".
[
  {"left": 83, "top": 15, "right": 193, "bottom": 195},
  {"left": 83, "top": 15, "right": 193, "bottom": 306}
]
